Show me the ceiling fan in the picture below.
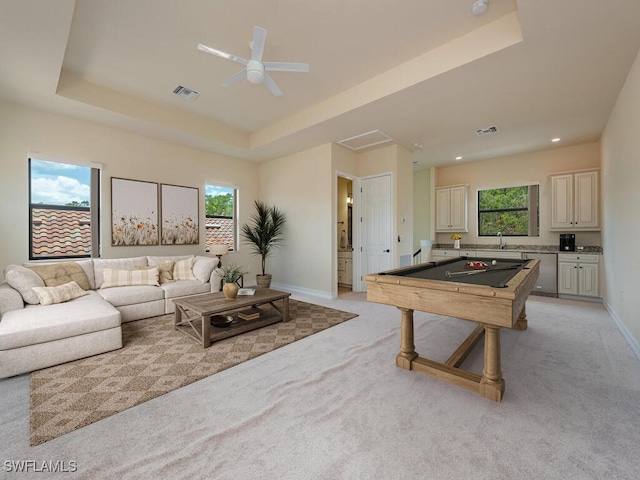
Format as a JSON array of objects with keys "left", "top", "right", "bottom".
[{"left": 197, "top": 26, "right": 309, "bottom": 97}]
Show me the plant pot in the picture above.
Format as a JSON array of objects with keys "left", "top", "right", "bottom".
[
  {"left": 222, "top": 282, "right": 239, "bottom": 300},
  {"left": 453, "top": 239, "right": 461, "bottom": 249},
  {"left": 256, "top": 274, "right": 272, "bottom": 289}
]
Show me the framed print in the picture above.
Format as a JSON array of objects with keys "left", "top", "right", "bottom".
[
  {"left": 161, "top": 183, "right": 199, "bottom": 245},
  {"left": 111, "top": 177, "right": 159, "bottom": 246}
]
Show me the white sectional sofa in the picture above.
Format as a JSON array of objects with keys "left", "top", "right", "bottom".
[{"left": 0, "top": 255, "right": 221, "bottom": 378}]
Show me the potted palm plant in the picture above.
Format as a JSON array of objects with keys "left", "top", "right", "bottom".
[{"left": 240, "top": 200, "right": 286, "bottom": 288}]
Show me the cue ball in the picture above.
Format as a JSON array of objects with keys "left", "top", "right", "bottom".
[{"left": 491, "top": 260, "right": 497, "bottom": 266}]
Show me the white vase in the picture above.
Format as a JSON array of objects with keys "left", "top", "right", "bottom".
[{"left": 453, "top": 239, "right": 461, "bottom": 249}]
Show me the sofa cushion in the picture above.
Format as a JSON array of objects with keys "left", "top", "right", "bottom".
[
  {"left": 0, "top": 292, "right": 120, "bottom": 350},
  {"left": 161, "top": 280, "right": 211, "bottom": 299},
  {"left": 93, "top": 256, "right": 148, "bottom": 288},
  {"left": 135, "top": 261, "right": 174, "bottom": 284},
  {"left": 97, "top": 285, "right": 164, "bottom": 307},
  {"left": 192, "top": 256, "right": 218, "bottom": 283},
  {"left": 4, "top": 265, "right": 44, "bottom": 305},
  {"left": 101, "top": 267, "right": 159, "bottom": 288},
  {"left": 22, "top": 259, "right": 96, "bottom": 290},
  {"left": 173, "top": 257, "right": 196, "bottom": 281},
  {"left": 28, "top": 262, "right": 91, "bottom": 290},
  {"left": 31, "top": 281, "right": 89, "bottom": 306},
  {"left": 147, "top": 255, "right": 191, "bottom": 266}
]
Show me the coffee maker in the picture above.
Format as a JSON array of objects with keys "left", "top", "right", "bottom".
[{"left": 560, "top": 234, "right": 576, "bottom": 252}]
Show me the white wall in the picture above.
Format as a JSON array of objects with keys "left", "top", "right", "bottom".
[
  {"left": 434, "top": 142, "right": 601, "bottom": 248},
  {"left": 0, "top": 101, "right": 259, "bottom": 280},
  {"left": 601, "top": 48, "right": 640, "bottom": 355},
  {"left": 258, "top": 143, "right": 334, "bottom": 296},
  {"left": 413, "top": 168, "right": 432, "bottom": 251}
]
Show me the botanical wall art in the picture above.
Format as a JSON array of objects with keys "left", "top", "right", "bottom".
[
  {"left": 111, "top": 177, "right": 159, "bottom": 246},
  {"left": 161, "top": 183, "right": 199, "bottom": 245}
]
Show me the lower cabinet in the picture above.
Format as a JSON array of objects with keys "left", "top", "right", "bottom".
[
  {"left": 558, "top": 254, "right": 599, "bottom": 297},
  {"left": 432, "top": 249, "right": 476, "bottom": 261},
  {"left": 338, "top": 251, "right": 353, "bottom": 287}
]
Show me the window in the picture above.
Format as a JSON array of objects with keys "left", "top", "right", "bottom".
[
  {"left": 477, "top": 184, "right": 539, "bottom": 236},
  {"left": 29, "top": 158, "right": 100, "bottom": 259},
  {"left": 205, "top": 184, "right": 237, "bottom": 251}
]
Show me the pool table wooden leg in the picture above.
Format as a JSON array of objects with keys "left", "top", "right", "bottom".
[
  {"left": 479, "top": 325, "right": 505, "bottom": 402},
  {"left": 396, "top": 307, "right": 418, "bottom": 369},
  {"left": 514, "top": 305, "right": 528, "bottom": 330}
]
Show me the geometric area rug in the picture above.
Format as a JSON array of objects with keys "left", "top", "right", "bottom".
[{"left": 30, "top": 299, "right": 357, "bottom": 446}]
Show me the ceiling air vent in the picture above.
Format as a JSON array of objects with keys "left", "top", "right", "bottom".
[
  {"left": 337, "top": 130, "right": 394, "bottom": 151},
  {"left": 476, "top": 125, "right": 500, "bottom": 136},
  {"left": 173, "top": 85, "right": 199, "bottom": 101}
]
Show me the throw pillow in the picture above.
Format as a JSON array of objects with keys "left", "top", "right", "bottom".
[
  {"left": 28, "top": 262, "right": 91, "bottom": 290},
  {"left": 134, "top": 261, "right": 175, "bottom": 284},
  {"left": 173, "top": 257, "right": 196, "bottom": 281},
  {"left": 31, "top": 281, "right": 89, "bottom": 306},
  {"left": 3, "top": 265, "right": 45, "bottom": 305},
  {"left": 192, "top": 256, "right": 218, "bottom": 283},
  {"left": 101, "top": 267, "right": 160, "bottom": 289}
]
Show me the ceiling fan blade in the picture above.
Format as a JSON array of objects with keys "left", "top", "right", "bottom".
[
  {"left": 197, "top": 43, "right": 248, "bottom": 66},
  {"left": 221, "top": 69, "right": 247, "bottom": 88},
  {"left": 262, "top": 73, "right": 282, "bottom": 97},
  {"left": 263, "top": 62, "right": 309, "bottom": 73},
  {"left": 251, "top": 26, "right": 267, "bottom": 62}
]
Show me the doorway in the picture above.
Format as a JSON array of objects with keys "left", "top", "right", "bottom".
[{"left": 337, "top": 176, "right": 354, "bottom": 294}]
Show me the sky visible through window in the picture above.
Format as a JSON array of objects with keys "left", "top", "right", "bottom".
[
  {"left": 30, "top": 159, "right": 91, "bottom": 206},
  {"left": 205, "top": 184, "right": 233, "bottom": 197}
]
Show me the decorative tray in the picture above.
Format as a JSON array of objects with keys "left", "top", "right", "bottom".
[{"left": 211, "top": 315, "right": 234, "bottom": 327}]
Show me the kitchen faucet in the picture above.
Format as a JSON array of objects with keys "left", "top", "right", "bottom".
[{"left": 498, "top": 231, "right": 505, "bottom": 249}]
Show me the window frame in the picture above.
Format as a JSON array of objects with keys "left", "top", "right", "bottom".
[
  {"left": 204, "top": 184, "right": 238, "bottom": 252},
  {"left": 28, "top": 157, "right": 101, "bottom": 260},
  {"left": 476, "top": 183, "right": 540, "bottom": 237}
]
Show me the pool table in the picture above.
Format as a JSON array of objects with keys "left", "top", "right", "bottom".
[{"left": 365, "top": 256, "right": 540, "bottom": 402}]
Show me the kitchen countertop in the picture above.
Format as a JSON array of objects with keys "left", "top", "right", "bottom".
[{"left": 433, "top": 244, "right": 603, "bottom": 254}]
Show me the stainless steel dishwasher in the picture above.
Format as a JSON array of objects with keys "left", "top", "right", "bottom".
[{"left": 522, "top": 252, "right": 558, "bottom": 297}]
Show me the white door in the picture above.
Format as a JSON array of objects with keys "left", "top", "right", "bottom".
[{"left": 359, "top": 174, "right": 392, "bottom": 288}]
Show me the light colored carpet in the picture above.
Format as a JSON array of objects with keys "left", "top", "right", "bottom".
[
  {"left": 1, "top": 292, "right": 639, "bottom": 479},
  {"left": 29, "top": 299, "right": 357, "bottom": 446}
]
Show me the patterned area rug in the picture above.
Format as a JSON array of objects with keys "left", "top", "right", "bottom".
[{"left": 30, "top": 299, "right": 357, "bottom": 446}]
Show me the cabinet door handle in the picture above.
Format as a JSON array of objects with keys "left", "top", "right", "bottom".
[{"left": 383, "top": 249, "right": 390, "bottom": 253}]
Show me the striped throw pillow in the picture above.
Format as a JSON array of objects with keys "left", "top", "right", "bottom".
[
  {"left": 31, "top": 281, "right": 89, "bottom": 306},
  {"left": 173, "top": 257, "right": 196, "bottom": 281},
  {"left": 101, "top": 267, "right": 160, "bottom": 289}
]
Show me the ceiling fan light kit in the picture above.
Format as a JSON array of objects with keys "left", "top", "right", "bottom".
[{"left": 198, "top": 26, "right": 309, "bottom": 96}]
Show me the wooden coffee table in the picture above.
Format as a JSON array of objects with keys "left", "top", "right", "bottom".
[{"left": 172, "top": 288, "right": 291, "bottom": 348}]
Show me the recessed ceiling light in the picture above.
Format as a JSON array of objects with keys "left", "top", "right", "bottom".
[
  {"left": 551, "top": 137, "right": 561, "bottom": 142},
  {"left": 413, "top": 142, "right": 423, "bottom": 150},
  {"left": 455, "top": 156, "right": 463, "bottom": 160}
]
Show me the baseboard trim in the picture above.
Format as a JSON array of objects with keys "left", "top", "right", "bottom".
[
  {"left": 270, "top": 282, "right": 332, "bottom": 300},
  {"left": 603, "top": 298, "right": 640, "bottom": 360}
]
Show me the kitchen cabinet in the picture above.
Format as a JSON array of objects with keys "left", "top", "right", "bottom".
[
  {"left": 558, "top": 253, "right": 599, "bottom": 297},
  {"left": 432, "top": 249, "right": 475, "bottom": 261},
  {"left": 338, "top": 251, "right": 353, "bottom": 287},
  {"left": 551, "top": 170, "right": 599, "bottom": 230},
  {"left": 435, "top": 185, "right": 468, "bottom": 232}
]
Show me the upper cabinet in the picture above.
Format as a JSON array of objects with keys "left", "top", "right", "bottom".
[
  {"left": 436, "top": 185, "right": 468, "bottom": 232},
  {"left": 551, "top": 170, "right": 599, "bottom": 230}
]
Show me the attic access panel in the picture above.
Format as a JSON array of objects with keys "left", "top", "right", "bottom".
[{"left": 337, "top": 130, "right": 394, "bottom": 151}]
